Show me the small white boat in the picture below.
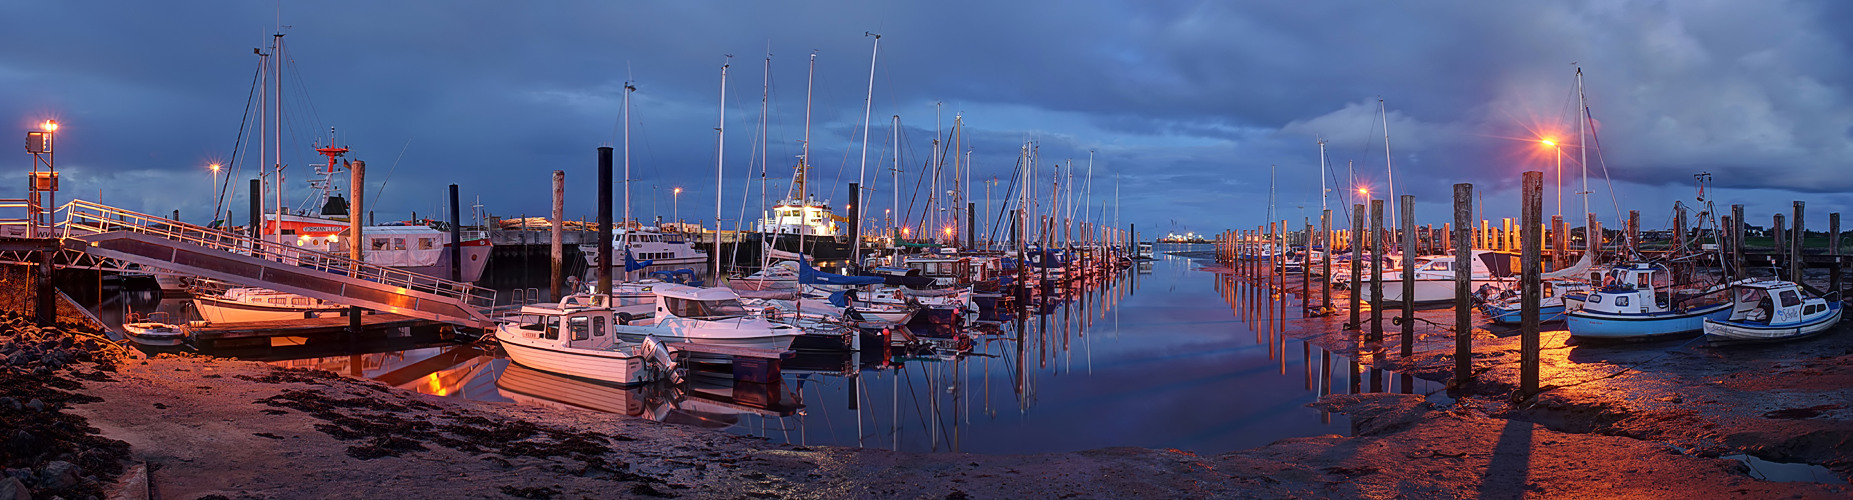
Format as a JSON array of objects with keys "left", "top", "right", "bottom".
[
  {"left": 494, "top": 294, "right": 677, "bottom": 386},
  {"left": 614, "top": 285, "right": 803, "bottom": 351},
  {"left": 1703, "top": 280, "right": 1843, "bottom": 344},
  {"left": 122, "top": 312, "right": 190, "bottom": 347},
  {"left": 192, "top": 287, "right": 350, "bottom": 323},
  {"left": 580, "top": 227, "right": 708, "bottom": 267}
]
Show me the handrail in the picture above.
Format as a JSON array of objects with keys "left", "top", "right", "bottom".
[{"left": 54, "top": 200, "right": 496, "bottom": 310}]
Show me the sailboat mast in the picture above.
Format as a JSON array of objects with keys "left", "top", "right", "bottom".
[
  {"left": 758, "top": 54, "right": 770, "bottom": 271},
  {"left": 1577, "top": 67, "right": 1590, "bottom": 224},
  {"left": 891, "top": 115, "right": 901, "bottom": 241},
  {"left": 623, "top": 82, "right": 633, "bottom": 232},
  {"left": 273, "top": 32, "right": 285, "bottom": 240},
  {"left": 1317, "top": 137, "right": 1328, "bottom": 213},
  {"left": 713, "top": 56, "right": 730, "bottom": 280},
  {"left": 801, "top": 51, "right": 814, "bottom": 207},
  {"left": 1380, "top": 99, "right": 1397, "bottom": 231},
  {"left": 257, "top": 45, "right": 269, "bottom": 239},
  {"left": 853, "top": 33, "right": 881, "bottom": 267}
]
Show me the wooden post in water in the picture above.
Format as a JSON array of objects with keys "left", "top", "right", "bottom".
[
  {"left": 1792, "top": 201, "right": 1805, "bottom": 284},
  {"left": 1721, "top": 215, "right": 1735, "bottom": 279},
  {"left": 1732, "top": 204, "right": 1747, "bottom": 281},
  {"left": 597, "top": 146, "right": 614, "bottom": 295},
  {"left": 1452, "top": 183, "right": 1473, "bottom": 389},
  {"left": 1322, "top": 209, "right": 1333, "bottom": 313},
  {"left": 449, "top": 184, "right": 462, "bottom": 282},
  {"left": 34, "top": 249, "right": 53, "bottom": 327},
  {"left": 349, "top": 160, "right": 367, "bottom": 338},
  {"left": 1628, "top": 210, "right": 1640, "bottom": 257},
  {"left": 1774, "top": 213, "right": 1787, "bottom": 278},
  {"left": 1588, "top": 213, "right": 1602, "bottom": 264},
  {"left": 1551, "top": 216, "right": 1565, "bottom": 269},
  {"left": 1830, "top": 213, "right": 1842, "bottom": 295},
  {"left": 550, "top": 170, "right": 566, "bottom": 299},
  {"left": 1400, "top": 195, "right": 1416, "bottom": 357},
  {"left": 1370, "top": 199, "right": 1385, "bottom": 343},
  {"left": 1349, "top": 204, "right": 1364, "bottom": 330},
  {"left": 1673, "top": 204, "right": 1687, "bottom": 282},
  {"left": 1280, "top": 219, "right": 1288, "bottom": 320},
  {"left": 1502, "top": 218, "right": 1513, "bottom": 252},
  {"left": 1304, "top": 220, "right": 1313, "bottom": 314},
  {"left": 1520, "top": 171, "right": 1543, "bottom": 399}
]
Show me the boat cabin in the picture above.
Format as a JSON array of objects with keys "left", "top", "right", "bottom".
[
  {"left": 1725, "top": 281, "right": 1827, "bottom": 325},
  {"left": 510, "top": 294, "right": 622, "bottom": 350},
  {"left": 1582, "top": 263, "right": 1674, "bottom": 314},
  {"left": 654, "top": 285, "right": 752, "bottom": 321}
]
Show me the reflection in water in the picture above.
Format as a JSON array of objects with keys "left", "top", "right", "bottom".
[{"left": 146, "top": 243, "right": 1446, "bottom": 455}]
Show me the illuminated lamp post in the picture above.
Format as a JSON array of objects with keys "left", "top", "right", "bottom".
[
  {"left": 1541, "top": 138, "right": 1562, "bottom": 220},
  {"left": 23, "top": 120, "right": 58, "bottom": 229},
  {"left": 209, "top": 162, "right": 222, "bottom": 223},
  {"left": 672, "top": 187, "right": 682, "bottom": 228}
]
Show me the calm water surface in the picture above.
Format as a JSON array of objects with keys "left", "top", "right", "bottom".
[{"left": 103, "top": 244, "right": 1438, "bottom": 455}]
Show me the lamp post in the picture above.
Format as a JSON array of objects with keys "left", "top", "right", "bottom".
[
  {"left": 209, "top": 162, "right": 222, "bottom": 223},
  {"left": 1542, "top": 138, "right": 1561, "bottom": 220},
  {"left": 672, "top": 187, "right": 682, "bottom": 228}
]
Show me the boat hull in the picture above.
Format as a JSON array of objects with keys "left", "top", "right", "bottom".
[
  {"left": 496, "top": 327, "right": 650, "bottom": 385},
  {"left": 192, "top": 295, "right": 348, "bottom": 323},
  {"left": 1358, "top": 278, "right": 1504, "bottom": 305},
  {"left": 1704, "top": 303, "right": 1842, "bottom": 344},
  {"left": 1480, "top": 303, "right": 1569, "bottom": 324},
  {"left": 1567, "top": 302, "right": 1733, "bottom": 341}
]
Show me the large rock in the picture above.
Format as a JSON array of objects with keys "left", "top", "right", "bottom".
[
  {"left": 38, "top": 460, "right": 83, "bottom": 490},
  {"left": 0, "top": 476, "right": 29, "bottom": 500}
]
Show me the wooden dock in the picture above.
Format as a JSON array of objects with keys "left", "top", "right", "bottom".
[{"left": 192, "top": 313, "right": 440, "bottom": 342}]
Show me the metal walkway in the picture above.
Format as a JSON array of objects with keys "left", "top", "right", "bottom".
[{"left": 47, "top": 200, "right": 495, "bottom": 328}]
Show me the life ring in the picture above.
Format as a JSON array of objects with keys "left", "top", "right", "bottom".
[{"left": 617, "top": 312, "right": 634, "bottom": 325}]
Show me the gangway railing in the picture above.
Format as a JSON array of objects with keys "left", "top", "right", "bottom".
[{"left": 56, "top": 200, "right": 496, "bottom": 311}]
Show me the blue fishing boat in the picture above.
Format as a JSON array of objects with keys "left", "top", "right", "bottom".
[
  {"left": 1703, "top": 280, "right": 1843, "bottom": 344},
  {"left": 1566, "top": 263, "right": 1731, "bottom": 341}
]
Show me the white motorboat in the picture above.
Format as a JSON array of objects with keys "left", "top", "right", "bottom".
[
  {"left": 1356, "top": 251, "right": 1516, "bottom": 304},
  {"left": 1703, "top": 280, "right": 1843, "bottom": 344},
  {"left": 1566, "top": 263, "right": 1732, "bottom": 341},
  {"left": 191, "top": 287, "right": 351, "bottom": 323},
  {"left": 121, "top": 312, "right": 190, "bottom": 347},
  {"left": 494, "top": 294, "right": 676, "bottom": 386},
  {"left": 580, "top": 227, "right": 708, "bottom": 267},
  {"left": 614, "top": 285, "right": 803, "bottom": 351}
]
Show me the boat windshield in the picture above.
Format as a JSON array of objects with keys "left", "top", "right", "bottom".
[{"left": 664, "top": 297, "right": 750, "bottom": 320}]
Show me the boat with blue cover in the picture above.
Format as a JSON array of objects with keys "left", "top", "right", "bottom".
[
  {"left": 1703, "top": 280, "right": 1843, "bottom": 344},
  {"left": 1566, "top": 263, "right": 1731, "bottom": 341}
]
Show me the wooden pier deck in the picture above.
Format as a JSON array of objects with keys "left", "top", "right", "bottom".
[{"left": 193, "top": 313, "right": 440, "bottom": 342}]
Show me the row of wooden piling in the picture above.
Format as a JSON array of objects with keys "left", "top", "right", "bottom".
[{"left": 1212, "top": 173, "right": 1852, "bottom": 398}]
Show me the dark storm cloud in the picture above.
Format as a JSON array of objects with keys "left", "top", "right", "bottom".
[{"left": 4, "top": 1, "right": 1851, "bottom": 234}]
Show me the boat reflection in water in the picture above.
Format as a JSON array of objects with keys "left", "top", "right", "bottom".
[{"left": 497, "top": 362, "right": 802, "bottom": 431}]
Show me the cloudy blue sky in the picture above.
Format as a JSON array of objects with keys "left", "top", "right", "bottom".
[{"left": 5, "top": 1, "right": 1851, "bottom": 238}]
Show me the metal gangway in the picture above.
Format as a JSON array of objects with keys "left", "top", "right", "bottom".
[{"left": 41, "top": 200, "right": 496, "bottom": 328}]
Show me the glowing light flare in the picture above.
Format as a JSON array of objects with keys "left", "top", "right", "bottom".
[
  {"left": 40, "top": 120, "right": 57, "bottom": 132},
  {"left": 1539, "top": 138, "right": 1557, "bottom": 147},
  {"left": 209, "top": 163, "right": 222, "bottom": 172}
]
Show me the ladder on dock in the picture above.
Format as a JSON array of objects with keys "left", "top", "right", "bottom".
[{"left": 51, "top": 200, "right": 496, "bottom": 328}]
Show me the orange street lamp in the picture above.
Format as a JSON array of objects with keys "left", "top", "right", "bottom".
[
  {"left": 672, "top": 187, "right": 682, "bottom": 226},
  {"left": 1541, "top": 138, "right": 1562, "bottom": 219}
]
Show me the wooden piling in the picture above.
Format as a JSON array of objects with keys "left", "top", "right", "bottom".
[
  {"left": 1452, "top": 183, "right": 1473, "bottom": 389},
  {"left": 1722, "top": 215, "right": 1735, "bottom": 278},
  {"left": 1322, "top": 209, "right": 1333, "bottom": 313},
  {"left": 550, "top": 170, "right": 565, "bottom": 299},
  {"left": 1775, "top": 213, "right": 1787, "bottom": 278},
  {"left": 1370, "top": 199, "right": 1385, "bottom": 343},
  {"left": 1400, "top": 195, "right": 1416, "bottom": 357},
  {"left": 1520, "top": 171, "right": 1543, "bottom": 399},
  {"left": 1628, "top": 210, "right": 1640, "bottom": 256},
  {"left": 1551, "top": 215, "right": 1566, "bottom": 269},
  {"left": 596, "top": 146, "right": 614, "bottom": 295},
  {"left": 1831, "top": 213, "right": 1842, "bottom": 295},
  {"left": 1792, "top": 201, "right": 1805, "bottom": 284},
  {"left": 1732, "top": 204, "right": 1747, "bottom": 281},
  {"left": 1349, "top": 204, "right": 1364, "bottom": 330},
  {"left": 1304, "top": 220, "right": 1313, "bottom": 314}
]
